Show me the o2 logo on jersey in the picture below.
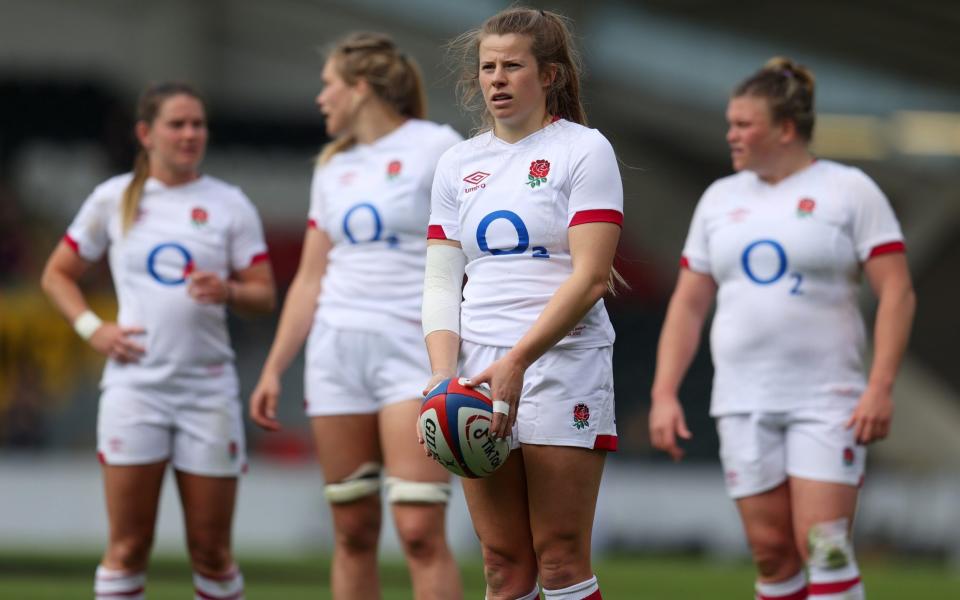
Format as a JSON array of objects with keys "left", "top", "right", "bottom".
[
  {"left": 147, "top": 242, "right": 195, "bottom": 285},
  {"left": 342, "top": 202, "right": 399, "bottom": 247},
  {"left": 476, "top": 210, "right": 549, "bottom": 259},
  {"left": 741, "top": 239, "right": 803, "bottom": 294}
]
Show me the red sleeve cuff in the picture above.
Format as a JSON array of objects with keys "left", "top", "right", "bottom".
[
  {"left": 679, "top": 256, "right": 690, "bottom": 269},
  {"left": 249, "top": 252, "right": 270, "bottom": 266},
  {"left": 569, "top": 209, "right": 623, "bottom": 228},
  {"left": 868, "top": 241, "right": 906, "bottom": 259},
  {"left": 427, "top": 224, "right": 448, "bottom": 240},
  {"left": 63, "top": 234, "right": 79, "bottom": 254},
  {"left": 307, "top": 218, "right": 318, "bottom": 230}
]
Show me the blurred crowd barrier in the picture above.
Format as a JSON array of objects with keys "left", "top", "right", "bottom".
[{"left": 1, "top": 455, "right": 957, "bottom": 565}]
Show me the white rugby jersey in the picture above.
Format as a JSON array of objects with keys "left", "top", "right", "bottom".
[
  {"left": 681, "top": 160, "right": 905, "bottom": 415},
  {"left": 428, "top": 119, "right": 623, "bottom": 349},
  {"left": 65, "top": 174, "right": 269, "bottom": 388},
  {"left": 308, "top": 119, "right": 461, "bottom": 333}
]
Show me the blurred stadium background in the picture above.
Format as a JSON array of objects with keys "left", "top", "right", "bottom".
[{"left": 1, "top": 0, "right": 959, "bottom": 596}]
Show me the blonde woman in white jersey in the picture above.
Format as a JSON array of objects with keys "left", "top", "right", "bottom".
[
  {"left": 422, "top": 9, "right": 623, "bottom": 600},
  {"left": 649, "top": 58, "right": 915, "bottom": 600},
  {"left": 249, "top": 33, "right": 463, "bottom": 600},
  {"left": 41, "top": 82, "right": 276, "bottom": 600}
]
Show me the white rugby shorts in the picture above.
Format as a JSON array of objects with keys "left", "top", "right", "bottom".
[
  {"left": 459, "top": 340, "right": 617, "bottom": 451},
  {"left": 97, "top": 374, "right": 245, "bottom": 477},
  {"left": 304, "top": 325, "right": 431, "bottom": 416},
  {"left": 716, "top": 403, "right": 866, "bottom": 499}
]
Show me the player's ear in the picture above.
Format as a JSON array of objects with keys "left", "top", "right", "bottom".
[
  {"left": 134, "top": 120, "right": 152, "bottom": 150},
  {"left": 777, "top": 118, "right": 798, "bottom": 144}
]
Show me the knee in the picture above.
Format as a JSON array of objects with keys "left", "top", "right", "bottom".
[
  {"left": 186, "top": 539, "right": 233, "bottom": 575},
  {"left": 482, "top": 544, "right": 537, "bottom": 598},
  {"left": 334, "top": 510, "right": 381, "bottom": 556},
  {"left": 106, "top": 535, "right": 153, "bottom": 571},
  {"left": 534, "top": 530, "right": 584, "bottom": 590},
  {"left": 749, "top": 528, "right": 801, "bottom": 578},
  {"left": 395, "top": 516, "right": 443, "bottom": 562}
]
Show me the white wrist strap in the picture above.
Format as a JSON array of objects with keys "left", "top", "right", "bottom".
[{"left": 73, "top": 310, "right": 103, "bottom": 340}]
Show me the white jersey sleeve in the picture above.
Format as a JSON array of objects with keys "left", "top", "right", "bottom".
[
  {"left": 428, "top": 148, "right": 462, "bottom": 242},
  {"left": 847, "top": 169, "right": 905, "bottom": 261},
  {"left": 65, "top": 179, "right": 124, "bottom": 262},
  {"left": 680, "top": 183, "right": 718, "bottom": 274},
  {"left": 566, "top": 130, "right": 624, "bottom": 226},
  {"left": 227, "top": 189, "right": 269, "bottom": 271},
  {"left": 307, "top": 167, "right": 326, "bottom": 231}
]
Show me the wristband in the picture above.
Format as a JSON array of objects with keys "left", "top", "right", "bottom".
[{"left": 73, "top": 310, "right": 103, "bottom": 340}]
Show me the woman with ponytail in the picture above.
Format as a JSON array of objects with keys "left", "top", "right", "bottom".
[
  {"left": 249, "top": 32, "right": 463, "bottom": 599},
  {"left": 41, "top": 82, "right": 276, "bottom": 600},
  {"left": 649, "top": 57, "right": 914, "bottom": 600},
  {"left": 421, "top": 8, "right": 624, "bottom": 599}
]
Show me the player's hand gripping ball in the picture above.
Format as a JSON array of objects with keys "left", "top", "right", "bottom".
[{"left": 418, "top": 377, "right": 510, "bottom": 478}]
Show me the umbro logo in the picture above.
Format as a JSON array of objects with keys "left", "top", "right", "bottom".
[
  {"left": 463, "top": 171, "right": 490, "bottom": 185},
  {"left": 463, "top": 171, "right": 490, "bottom": 194}
]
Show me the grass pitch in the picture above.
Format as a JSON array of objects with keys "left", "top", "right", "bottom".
[{"left": 0, "top": 552, "right": 956, "bottom": 599}]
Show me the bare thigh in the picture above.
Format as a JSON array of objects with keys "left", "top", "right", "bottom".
[
  {"left": 789, "top": 476, "right": 859, "bottom": 561},
  {"left": 735, "top": 481, "right": 803, "bottom": 580},
  {"left": 101, "top": 461, "right": 168, "bottom": 570},
  {"left": 175, "top": 470, "right": 238, "bottom": 574},
  {"left": 379, "top": 399, "right": 450, "bottom": 482},
  {"left": 523, "top": 445, "right": 605, "bottom": 586},
  {"left": 461, "top": 450, "right": 536, "bottom": 570}
]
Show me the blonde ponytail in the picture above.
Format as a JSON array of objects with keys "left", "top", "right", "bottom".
[{"left": 121, "top": 150, "right": 149, "bottom": 234}]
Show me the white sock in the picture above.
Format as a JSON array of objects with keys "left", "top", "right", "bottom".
[
  {"left": 755, "top": 571, "right": 807, "bottom": 599},
  {"left": 95, "top": 565, "right": 145, "bottom": 599},
  {"left": 485, "top": 582, "right": 541, "bottom": 600},
  {"left": 517, "top": 582, "right": 541, "bottom": 600},
  {"left": 543, "top": 575, "right": 601, "bottom": 599},
  {"left": 808, "top": 576, "right": 864, "bottom": 600},
  {"left": 193, "top": 566, "right": 244, "bottom": 600}
]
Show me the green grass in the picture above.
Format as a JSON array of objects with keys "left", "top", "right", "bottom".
[{"left": 0, "top": 552, "right": 956, "bottom": 599}]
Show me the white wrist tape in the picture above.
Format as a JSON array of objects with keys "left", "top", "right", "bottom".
[
  {"left": 73, "top": 310, "right": 103, "bottom": 340},
  {"left": 422, "top": 244, "right": 466, "bottom": 337}
]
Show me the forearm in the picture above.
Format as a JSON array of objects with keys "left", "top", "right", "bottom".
[
  {"left": 509, "top": 270, "right": 608, "bottom": 368},
  {"left": 228, "top": 279, "right": 276, "bottom": 314},
  {"left": 425, "top": 330, "right": 461, "bottom": 376},
  {"left": 261, "top": 277, "right": 319, "bottom": 377},
  {"left": 40, "top": 264, "right": 90, "bottom": 322},
  {"left": 867, "top": 284, "right": 916, "bottom": 390},
  {"left": 651, "top": 299, "right": 709, "bottom": 400}
]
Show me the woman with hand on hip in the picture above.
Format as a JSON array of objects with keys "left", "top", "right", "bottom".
[
  {"left": 422, "top": 8, "right": 624, "bottom": 600},
  {"left": 249, "top": 33, "right": 463, "bottom": 600},
  {"left": 649, "top": 58, "right": 915, "bottom": 600},
  {"left": 41, "top": 81, "right": 276, "bottom": 600}
]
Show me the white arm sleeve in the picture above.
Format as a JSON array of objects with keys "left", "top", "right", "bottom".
[{"left": 422, "top": 244, "right": 466, "bottom": 337}]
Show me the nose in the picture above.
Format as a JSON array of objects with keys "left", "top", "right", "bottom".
[
  {"left": 315, "top": 92, "right": 324, "bottom": 109},
  {"left": 726, "top": 126, "right": 737, "bottom": 144},
  {"left": 491, "top": 64, "right": 507, "bottom": 87}
]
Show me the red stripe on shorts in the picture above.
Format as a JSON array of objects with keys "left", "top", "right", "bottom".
[
  {"left": 868, "top": 241, "right": 905, "bottom": 258},
  {"left": 427, "top": 224, "right": 448, "bottom": 240},
  {"left": 583, "top": 590, "right": 603, "bottom": 599},
  {"left": 808, "top": 576, "right": 861, "bottom": 595},
  {"left": 569, "top": 209, "right": 623, "bottom": 228},
  {"left": 593, "top": 435, "right": 618, "bottom": 451}
]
